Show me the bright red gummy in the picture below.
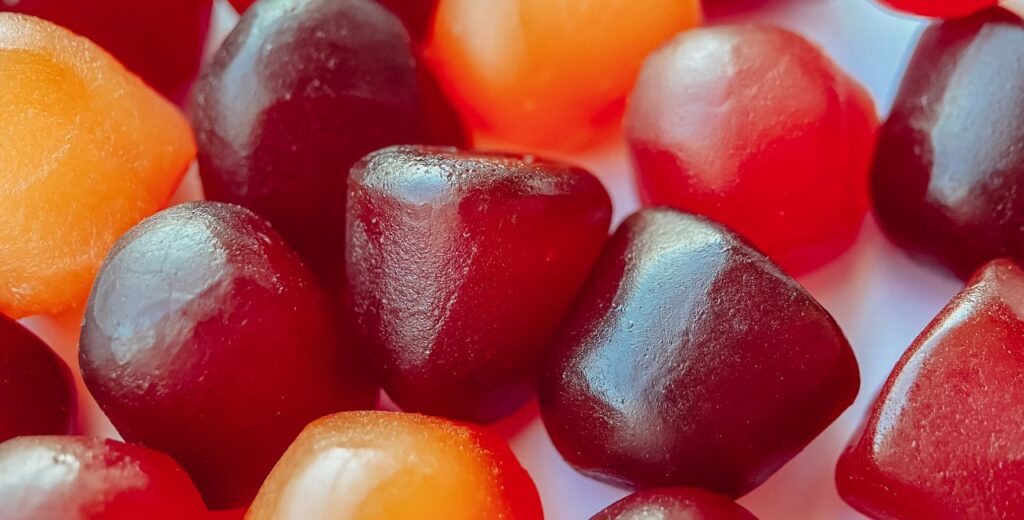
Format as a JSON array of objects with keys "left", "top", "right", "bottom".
[
  {"left": 540, "top": 208, "right": 860, "bottom": 496},
  {"left": 592, "top": 488, "right": 757, "bottom": 520},
  {"left": 876, "top": 0, "right": 998, "bottom": 18},
  {"left": 347, "top": 146, "right": 611, "bottom": 423},
  {"left": 871, "top": 9, "right": 1024, "bottom": 279},
  {"left": 0, "top": 315, "right": 74, "bottom": 442},
  {"left": 0, "top": 436, "right": 207, "bottom": 520},
  {"left": 192, "top": 0, "right": 465, "bottom": 286},
  {"left": 837, "top": 259, "right": 1024, "bottom": 519},
  {"left": 0, "top": 0, "right": 212, "bottom": 104},
  {"left": 79, "top": 202, "right": 376, "bottom": 509},
  {"left": 625, "top": 25, "right": 877, "bottom": 275}
]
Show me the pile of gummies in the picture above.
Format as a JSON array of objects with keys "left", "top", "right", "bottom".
[{"left": 0, "top": 0, "right": 1021, "bottom": 518}]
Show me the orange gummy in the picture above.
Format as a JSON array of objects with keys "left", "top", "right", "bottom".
[
  {"left": 0, "top": 14, "right": 195, "bottom": 317},
  {"left": 428, "top": 0, "right": 701, "bottom": 150},
  {"left": 248, "top": 411, "right": 544, "bottom": 520}
]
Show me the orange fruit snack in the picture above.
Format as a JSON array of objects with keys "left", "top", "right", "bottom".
[
  {"left": 428, "top": 0, "right": 701, "bottom": 150},
  {"left": 0, "top": 14, "right": 195, "bottom": 317},
  {"left": 248, "top": 411, "right": 544, "bottom": 520}
]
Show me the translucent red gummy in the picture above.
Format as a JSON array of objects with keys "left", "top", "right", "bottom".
[
  {"left": 591, "top": 488, "right": 757, "bottom": 520},
  {"left": 79, "top": 202, "right": 376, "bottom": 509},
  {"left": 0, "top": 315, "right": 74, "bottom": 442},
  {"left": 192, "top": 0, "right": 464, "bottom": 286},
  {"left": 626, "top": 26, "right": 877, "bottom": 274},
  {"left": 347, "top": 146, "right": 611, "bottom": 422},
  {"left": 837, "top": 259, "right": 1024, "bottom": 519},
  {"left": 230, "top": 0, "right": 437, "bottom": 39},
  {"left": 0, "top": 0, "right": 212, "bottom": 104},
  {"left": 541, "top": 208, "right": 860, "bottom": 496},
  {"left": 872, "top": 9, "right": 1024, "bottom": 279},
  {"left": 877, "top": 0, "right": 998, "bottom": 18},
  {"left": 0, "top": 436, "right": 207, "bottom": 520}
]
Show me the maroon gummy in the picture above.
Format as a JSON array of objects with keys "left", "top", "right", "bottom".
[
  {"left": 872, "top": 8, "right": 1024, "bottom": 279},
  {"left": 79, "top": 202, "right": 376, "bottom": 509},
  {"left": 0, "top": 315, "right": 74, "bottom": 443},
  {"left": 192, "top": 0, "right": 465, "bottom": 286},
  {"left": 0, "top": 0, "right": 212, "bottom": 104},
  {"left": 540, "top": 208, "right": 860, "bottom": 497},
  {"left": 592, "top": 488, "right": 758, "bottom": 520},
  {"left": 347, "top": 146, "right": 611, "bottom": 423}
]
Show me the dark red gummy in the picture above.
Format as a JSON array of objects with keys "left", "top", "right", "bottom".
[
  {"left": 0, "top": 436, "right": 207, "bottom": 520},
  {"left": 837, "top": 259, "right": 1024, "bottom": 519},
  {"left": 0, "top": 0, "right": 212, "bottom": 104},
  {"left": 872, "top": 8, "right": 1024, "bottom": 279},
  {"left": 0, "top": 315, "right": 74, "bottom": 442},
  {"left": 192, "top": 0, "right": 465, "bottom": 286},
  {"left": 347, "top": 146, "right": 611, "bottom": 423},
  {"left": 540, "top": 208, "right": 860, "bottom": 496},
  {"left": 79, "top": 202, "right": 376, "bottom": 509},
  {"left": 230, "top": 0, "right": 438, "bottom": 40},
  {"left": 592, "top": 488, "right": 757, "bottom": 520}
]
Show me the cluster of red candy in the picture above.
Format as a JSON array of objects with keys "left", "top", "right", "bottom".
[{"left": 0, "top": 0, "right": 1020, "bottom": 518}]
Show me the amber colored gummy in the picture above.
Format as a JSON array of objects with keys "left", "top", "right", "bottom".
[
  {"left": 247, "top": 411, "right": 543, "bottom": 520},
  {"left": 0, "top": 14, "right": 195, "bottom": 318},
  {"left": 0, "top": 436, "right": 208, "bottom": 520},
  {"left": 0, "top": 314, "right": 74, "bottom": 442},
  {"left": 877, "top": 0, "right": 998, "bottom": 18},
  {"left": 428, "top": 0, "right": 701, "bottom": 149},
  {"left": 837, "top": 259, "right": 1024, "bottom": 519},
  {"left": 592, "top": 488, "right": 757, "bottom": 520}
]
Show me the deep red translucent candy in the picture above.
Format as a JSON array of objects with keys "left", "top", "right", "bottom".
[
  {"left": 0, "top": 436, "right": 207, "bottom": 520},
  {"left": 625, "top": 26, "right": 877, "bottom": 275},
  {"left": 79, "top": 202, "right": 376, "bottom": 509},
  {"left": 0, "top": 315, "right": 74, "bottom": 442},
  {"left": 347, "top": 146, "right": 611, "bottom": 423},
  {"left": 872, "top": 9, "right": 1024, "bottom": 279},
  {"left": 592, "top": 488, "right": 757, "bottom": 520},
  {"left": 876, "top": 0, "right": 998, "bottom": 18},
  {"left": 837, "top": 259, "right": 1024, "bottom": 519},
  {"left": 540, "top": 208, "right": 860, "bottom": 496},
  {"left": 0, "top": 0, "right": 212, "bottom": 104},
  {"left": 192, "top": 0, "right": 465, "bottom": 286},
  {"left": 230, "top": 0, "right": 437, "bottom": 39}
]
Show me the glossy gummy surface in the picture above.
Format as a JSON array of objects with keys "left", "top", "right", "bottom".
[
  {"left": 347, "top": 146, "right": 611, "bottom": 422},
  {"left": 625, "top": 25, "right": 877, "bottom": 275},
  {"left": 871, "top": 8, "right": 1024, "bottom": 280},
  {"left": 837, "top": 259, "right": 1024, "bottom": 520},
  {"left": 0, "top": 436, "right": 207, "bottom": 520},
  {"left": 79, "top": 202, "right": 376, "bottom": 510},
  {"left": 591, "top": 488, "right": 758, "bottom": 520},
  {"left": 540, "top": 208, "right": 860, "bottom": 497},
  {"left": 0, "top": 315, "right": 74, "bottom": 443},
  {"left": 192, "top": 0, "right": 465, "bottom": 285},
  {"left": 0, "top": 14, "right": 196, "bottom": 318},
  {"left": 248, "top": 411, "right": 543, "bottom": 520},
  {"left": 876, "top": 0, "right": 998, "bottom": 18},
  {"left": 229, "top": 0, "right": 437, "bottom": 40}
]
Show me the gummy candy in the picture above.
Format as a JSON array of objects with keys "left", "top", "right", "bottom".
[
  {"left": 872, "top": 8, "right": 1024, "bottom": 279},
  {"left": 0, "top": 436, "right": 207, "bottom": 520},
  {"left": 428, "top": 0, "right": 701, "bottom": 149},
  {"left": 0, "top": 14, "right": 196, "bottom": 318},
  {"left": 876, "top": 0, "right": 998, "bottom": 18},
  {"left": 541, "top": 208, "right": 860, "bottom": 496},
  {"left": 80, "top": 202, "right": 376, "bottom": 509},
  {"left": 0, "top": 315, "right": 74, "bottom": 443},
  {"left": 625, "top": 26, "right": 877, "bottom": 274},
  {"left": 837, "top": 259, "right": 1024, "bottom": 519},
  {"left": 231, "top": 0, "right": 437, "bottom": 40},
  {"left": 248, "top": 411, "right": 543, "bottom": 520},
  {"left": 347, "top": 146, "right": 611, "bottom": 422},
  {"left": 591, "top": 488, "right": 757, "bottom": 520}
]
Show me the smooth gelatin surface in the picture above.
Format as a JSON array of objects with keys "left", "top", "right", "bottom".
[
  {"left": 80, "top": 202, "right": 376, "bottom": 509},
  {"left": 837, "top": 259, "right": 1024, "bottom": 519},
  {"left": 347, "top": 146, "right": 611, "bottom": 422},
  {"left": 541, "top": 208, "right": 860, "bottom": 496},
  {"left": 0, "top": 436, "right": 207, "bottom": 520},
  {"left": 0, "top": 315, "right": 74, "bottom": 442},
  {"left": 0, "top": 0, "right": 212, "bottom": 104},
  {"left": 429, "top": 0, "right": 701, "bottom": 149},
  {"left": 193, "top": 0, "right": 465, "bottom": 285},
  {"left": 591, "top": 488, "right": 757, "bottom": 520},
  {"left": 0, "top": 14, "right": 196, "bottom": 318},
  {"left": 248, "top": 411, "right": 543, "bottom": 520},
  {"left": 230, "top": 0, "right": 437, "bottom": 40},
  {"left": 872, "top": 9, "right": 1024, "bottom": 279},
  {"left": 626, "top": 26, "right": 877, "bottom": 274},
  {"left": 876, "top": 0, "right": 998, "bottom": 18}
]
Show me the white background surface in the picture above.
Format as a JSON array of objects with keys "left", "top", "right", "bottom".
[{"left": 22, "top": 1, "right": 1023, "bottom": 518}]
